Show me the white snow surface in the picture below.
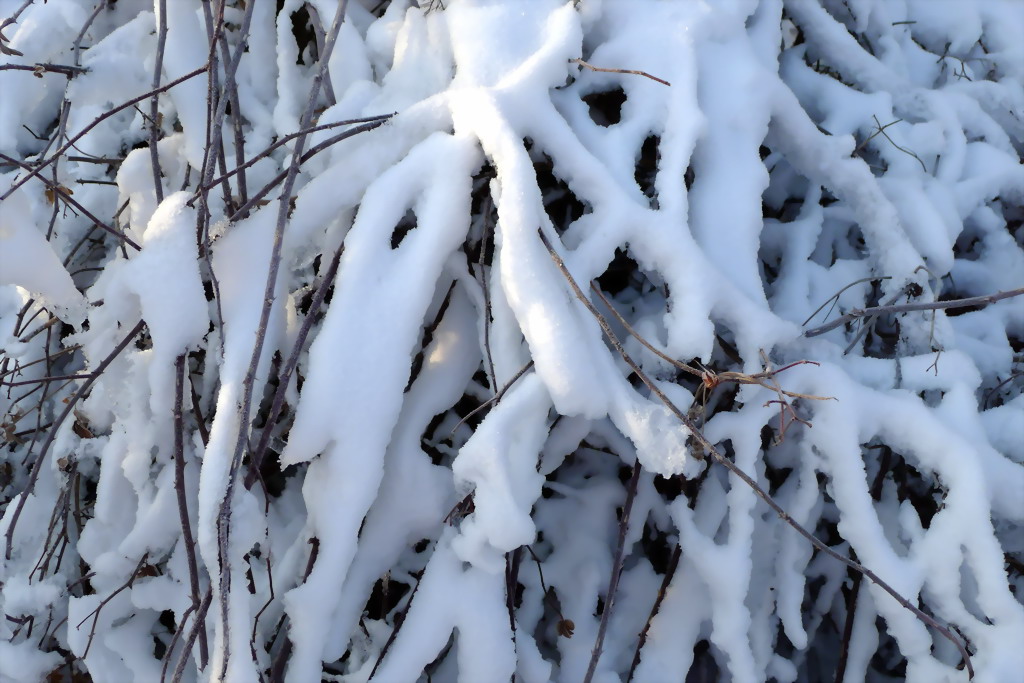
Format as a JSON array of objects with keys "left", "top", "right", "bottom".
[{"left": 0, "top": 0, "right": 1022, "bottom": 682}]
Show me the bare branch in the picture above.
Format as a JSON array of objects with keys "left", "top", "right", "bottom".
[
  {"left": 571, "top": 58, "right": 671, "bottom": 86},
  {"left": 804, "top": 287, "right": 1024, "bottom": 338}
]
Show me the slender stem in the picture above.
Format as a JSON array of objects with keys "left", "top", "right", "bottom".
[
  {"left": 627, "top": 544, "right": 681, "bottom": 682},
  {"left": 4, "top": 321, "right": 145, "bottom": 560},
  {"left": 1, "top": 66, "right": 209, "bottom": 201},
  {"left": 584, "top": 460, "right": 642, "bottom": 683},
  {"left": 0, "top": 63, "right": 87, "bottom": 76},
  {"left": 243, "top": 244, "right": 344, "bottom": 490},
  {"left": 226, "top": 117, "right": 392, "bottom": 222},
  {"left": 200, "top": 114, "right": 394, "bottom": 196},
  {"left": 149, "top": 0, "right": 168, "bottom": 203},
  {"left": 805, "top": 287, "right": 1024, "bottom": 337},
  {"left": 802, "top": 276, "right": 891, "bottom": 326},
  {"left": 571, "top": 58, "right": 671, "bottom": 86},
  {"left": 215, "top": 1, "right": 350, "bottom": 674},
  {"left": 173, "top": 355, "right": 207, "bottom": 666},
  {"left": 448, "top": 360, "right": 534, "bottom": 437},
  {"left": 0, "top": 152, "right": 141, "bottom": 250},
  {"left": 170, "top": 588, "right": 213, "bottom": 683}
]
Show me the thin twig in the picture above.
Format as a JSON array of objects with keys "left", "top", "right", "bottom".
[
  {"left": 477, "top": 196, "right": 497, "bottom": 391},
  {"left": 448, "top": 360, "right": 534, "bottom": 438},
  {"left": 0, "top": 63, "right": 87, "bottom": 77},
  {"left": 0, "top": 152, "right": 141, "bottom": 250},
  {"left": 505, "top": 547, "right": 521, "bottom": 646},
  {"left": 367, "top": 568, "right": 424, "bottom": 681},
  {"left": 173, "top": 355, "right": 207, "bottom": 665},
  {"left": 0, "top": 0, "right": 35, "bottom": 37},
  {"left": 4, "top": 321, "right": 145, "bottom": 560},
  {"left": 243, "top": 244, "right": 344, "bottom": 490},
  {"left": 252, "top": 553, "right": 276, "bottom": 648},
  {"left": 160, "top": 600, "right": 197, "bottom": 683},
  {"left": 1, "top": 373, "right": 93, "bottom": 387},
  {"left": 197, "top": 115, "right": 392, "bottom": 197},
  {"left": 627, "top": 543, "right": 681, "bottom": 682},
  {"left": 592, "top": 285, "right": 830, "bottom": 403},
  {"left": 802, "top": 276, "right": 891, "bottom": 326},
  {"left": 804, "top": 287, "right": 1024, "bottom": 337},
  {"left": 841, "top": 288, "right": 905, "bottom": 355},
  {"left": 75, "top": 553, "right": 149, "bottom": 659},
  {"left": 584, "top": 460, "right": 642, "bottom": 683},
  {"left": 216, "top": 2, "right": 349, "bottom": 673},
  {"left": 571, "top": 58, "right": 671, "bottom": 86},
  {"left": 1, "top": 66, "right": 209, "bottom": 201},
  {"left": 538, "top": 229, "right": 974, "bottom": 678},
  {"left": 0, "top": 345, "right": 81, "bottom": 378},
  {"left": 268, "top": 538, "right": 320, "bottom": 682},
  {"left": 149, "top": 0, "right": 168, "bottom": 203},
  {"left": 869, "top": 115, "right": 927, "bottom": 173},
  {"left": 227, "top": 117, "right": 392, "bottom": 222},
  {"left": 170, "top": 588, "right": 213, "bottom": 683},
  {"left": 66, "top": 155, "right": 123, "bottom": 164},
  {"left": 589, "top": 283, "right": 701, "bottom": 379}
]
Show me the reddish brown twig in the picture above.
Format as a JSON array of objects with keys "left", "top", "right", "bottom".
[{"left": 571, "top": 58, "right": 671, "bottom": 86}]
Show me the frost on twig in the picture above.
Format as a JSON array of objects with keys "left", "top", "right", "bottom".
[{"left": 1, "top": 1, "right": 1022, "bottom": 682}]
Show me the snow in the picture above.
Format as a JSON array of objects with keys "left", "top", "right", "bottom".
[
  {"left": 122, "top": 192, "right": 209, "bottom": 358},
  {"left": 1, "top": 0, "right": 1022, "bottom": 681},
  {"left": 0, "top": 186, "right": 86, "bottom": 324}
]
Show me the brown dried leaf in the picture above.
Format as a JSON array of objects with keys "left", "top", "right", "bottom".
[{"left": 557, "top": 618, "right": 575, "bottom": 638}]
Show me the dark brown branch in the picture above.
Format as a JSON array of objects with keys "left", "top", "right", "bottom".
[
  {"left": 591, "top": 286, "right": 830, "bottom": 410},
  {"left": 367, "top": 568, "right": 424, "bottom": 681},
  {"left": 1, "top": 373, "right": 93, "bottom": 387},
  {"left": 0, "top": 345, "right": 80, "bottom": 378},
  {"left": 802, "top": 276, "right": 892, "bottom": 326},
  {"left": 477, "top": 196, "right": 497, "bottom": 390},
  {"left": 251, "top": 553, "right": 276, "bottom": 649},
  {"left": 149, "top": 0, "right": 169, "bottom": 204},
  {"left": 66, "top": 155, "right": 123, "bottom": 164},
  {"left": 161, "top": 600, "right": 197, "bottom": 683},
  {"left": 269, "top": 538, "right": 320, "bottom": 682},
  {"left": 199, "top": 114, "right": 394, "bottom": 198}
]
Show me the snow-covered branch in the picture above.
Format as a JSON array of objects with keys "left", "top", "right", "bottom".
[{"left": 1, "top": 1, "right": 1022, "bottom": 681}]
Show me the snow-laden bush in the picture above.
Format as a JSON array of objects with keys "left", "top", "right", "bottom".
[{"left": 2, "top": 0, "right": 1023, "bottom": 681}]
